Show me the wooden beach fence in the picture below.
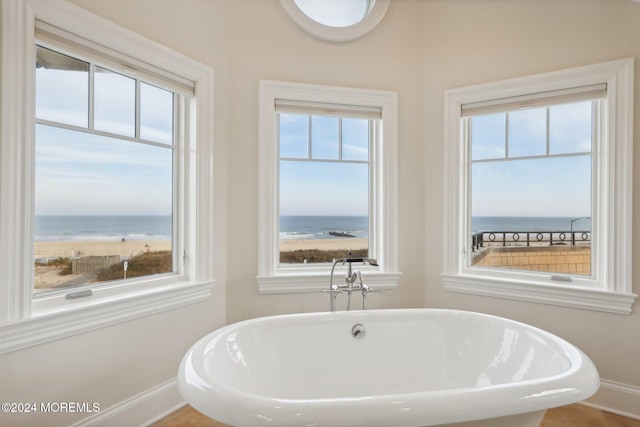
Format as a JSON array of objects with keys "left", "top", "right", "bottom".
[{"left": 72, "top": 255, "right": 121, "bottom": 275}]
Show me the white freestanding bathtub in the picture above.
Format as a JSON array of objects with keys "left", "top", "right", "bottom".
[{"left": 178, "top": 309, "right": 599, "bottom": 427}]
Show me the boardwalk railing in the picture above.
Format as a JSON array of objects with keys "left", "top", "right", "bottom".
[{"left": 472, "top": 230, "right": 591, "bottom": 252}]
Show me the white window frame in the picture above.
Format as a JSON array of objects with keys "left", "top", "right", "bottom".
[
  {"left": 442, "top": 59, "right": 637, "bottom": 314},
  {"left": 0, "top": 0, "right": 216, "bottom": 354},
  {"left": 257, "top": 80, "right": 400, "bottom": 293}
]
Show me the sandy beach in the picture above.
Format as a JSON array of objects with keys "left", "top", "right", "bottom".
[
  {"left": 280, "top": 238, "right": 367, "bottom": 252},
  {"left": 35, "top": 239, "right": 172, "bottom": 259},
  {"left": 35, "top": 237, "right": 366, "bottom": 259}
]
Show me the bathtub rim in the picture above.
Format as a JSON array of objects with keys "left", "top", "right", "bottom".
[{"left": 178, "top": 308, "right": 600, "bottom": 427}]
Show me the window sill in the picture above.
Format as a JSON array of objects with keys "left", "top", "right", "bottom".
[
  {"left": 0, "top": 279, "right": 216, "bottom": 355},
  {"left": 257, "top": 270, "right": 401, "bottom": 294},
  {"left": 442, "top": 273, "right": 637, "bottom": 314}
]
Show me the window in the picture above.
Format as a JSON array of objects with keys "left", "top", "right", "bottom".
[
  {"left": 292, "top": 0, "right": 376, "bottom": 27},
  {"left": 277, "top": 102, "right": 376, "bottom": 266},
  {"left": 442, "top": 59, "right": 637, "bottom": 314},
  {"left": 34, "top": 44, "right": 176, "bottom": 295},
  {"left": 0, "top": 0, "right": 215, "bottom": 353},
  {"left": 258, "top": 80, "right": 400, "bottom": 293},
  {"left": 468, "top": 99, "right": 596, "bottom": 277},
  {"left": 279, "top": 0, "right": 390, "bottom": 42}
]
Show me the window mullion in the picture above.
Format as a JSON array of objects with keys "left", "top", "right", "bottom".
[
  {"left": 546, "top": 107, "right": 550, "bottom": 155},
  {"left": 464, "top": 118, "right": 473, "bottom": 267},
  {"left": 471, "top": 151, "right": 592, "bottom": 165},
  {"left": 34, "top": 118, "right": 173, "bottom": 150},
  {"left": 339, "top": 117, "right": 343, "bottom": 160},
  {"left": 590, "top": 100, "right": 602, "bottom": 288},
  {"left": 307, "top": 115, "right": 312, "bottom": 160},
  {"left": 135, "top": 79, "right": 141, "bottom": 139},
  {"left": 505, "top": 112, "right": 510, "bottom": 158},
  {"left": 368, "top": 119, "right": 376, "bottom": 261},
  {"left": 173, "top": 93, "right": 181, "bottom": 275},
  {"left": 280, "top": 157, "right": 368, "bottom": 165},
  {"left": 88, "top": 63, "right": 95, "bottom": 130}
]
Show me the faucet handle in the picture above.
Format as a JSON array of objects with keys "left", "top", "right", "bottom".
[
  {"left": 324, "top": 284, "right": 343, "bottom": 294},
  {"left": 361, "top": 284, "right": 383, "bottom": 294},
  {"left": 362, "top": 284, "right": 381, "bottom": 292}
]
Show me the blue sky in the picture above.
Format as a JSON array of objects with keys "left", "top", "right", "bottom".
[
  {"left": 279, "top": 113, "right": 369, "bottom": 216},
  {"left": 277, "top": 101, "right": 593, "bottom": 219},
  {"left": 35, "top": 125, "right": 172, "bottom": 216},
  {"left": 35, "top": 47, "right": 173, "bottom": 216},
  {"left": 472, "top": 156, "right": 591, "bottom": 217},
  {"left": 293, "top": 0, "right": 368, "bottom": 27},
  {"left": 470, "top": 101, "right": 593, "bottom": 218},
  {"left": 280, "top": 161, "right": 368, "bottom": 216}
]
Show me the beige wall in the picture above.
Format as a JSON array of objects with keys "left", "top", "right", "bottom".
[
  {"left": 1, "top": 0, "right": 639, "bottom": 424},
  {"left": 0, "top": 301, "right": 226, "bottom": 426}
]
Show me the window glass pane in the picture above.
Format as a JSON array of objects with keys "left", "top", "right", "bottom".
[
  {"left": 279, "top": 160, "right": 368, "bottom": 263},
  {"left": 279, "top": 114, "right": 309, "bottom": 159},
  {"left": 471, "top": 113, "right": 506, "bottom": 160},
  {"left": 34, "top": 124, "right": 173, "bottom": 294},
  {"left": 94, "top": 67, "right": 136, "bottom": 137},
  {"left": 140, "top": 82, "right": 173, "bottom": 144},
  {"left": 342, "top": 118, "right": 369, "bottom": 161},
  {"left": 311, "top": 116, "right": 339, "bottom": 160},
  {"left": 508, "top": 107, "right": 547, "bottom": 157},
  {"left": 35, "top": 46, "right": 88, "bottom": 127},
  {"left": 549, "top": 101, "right": 592, "bottom": 155},
  {"left": 470, "top": 155, "right": 591, "bottom": 276},
  {"left": 293, "top": 0, "right": 368, "bottom": 27}
]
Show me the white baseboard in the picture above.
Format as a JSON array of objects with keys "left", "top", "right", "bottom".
[
  {"left": 582, "top": 378, "right": 640, "bottom": 420},
  {"left": 73, "top": 378, "right": 185, "bottom": 427}
]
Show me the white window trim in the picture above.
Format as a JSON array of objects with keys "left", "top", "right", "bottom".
[
  {"left": 0, "top": 0, "right": 217, "bottom": 354},
  {"left": 442, "top": 59, "right": 637, "bottom": 314},
  {"left": 279, "top": 0, "right": 390, "bottom": 43},
  {"left": 257, "top": 80, "right": 400, "bottom": 294}
]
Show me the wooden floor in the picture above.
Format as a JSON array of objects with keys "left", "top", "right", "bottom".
[{"left": 151, "top": 403, "right": 640, "bottom": 427}]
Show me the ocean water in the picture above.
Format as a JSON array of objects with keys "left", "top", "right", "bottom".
[
  {"left": 35, "top": 215, "right": 172, "bottom": 242},
  {"left": 472, "top": 216, "right": 591, "bottom": 233},
  {"left": 35, "top": 215, "right": 588, "bottom": 242},
  {"left": 280, "top": 216, "right": 368, "bottom": 240}
]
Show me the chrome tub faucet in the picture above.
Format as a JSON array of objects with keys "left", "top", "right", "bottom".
[{"left": 329, "top": 252, "right": 378, "bottom": 311}]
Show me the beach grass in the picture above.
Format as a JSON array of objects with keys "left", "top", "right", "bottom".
[
  {"left": 280, "top": 248, "right": 368, "bottom": 264},
  {"left": 35, "top": 257, "right": 73, "bottom": 275},
  {"left": 94, "top": 250, "right": 172, "bottom": 282}
]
